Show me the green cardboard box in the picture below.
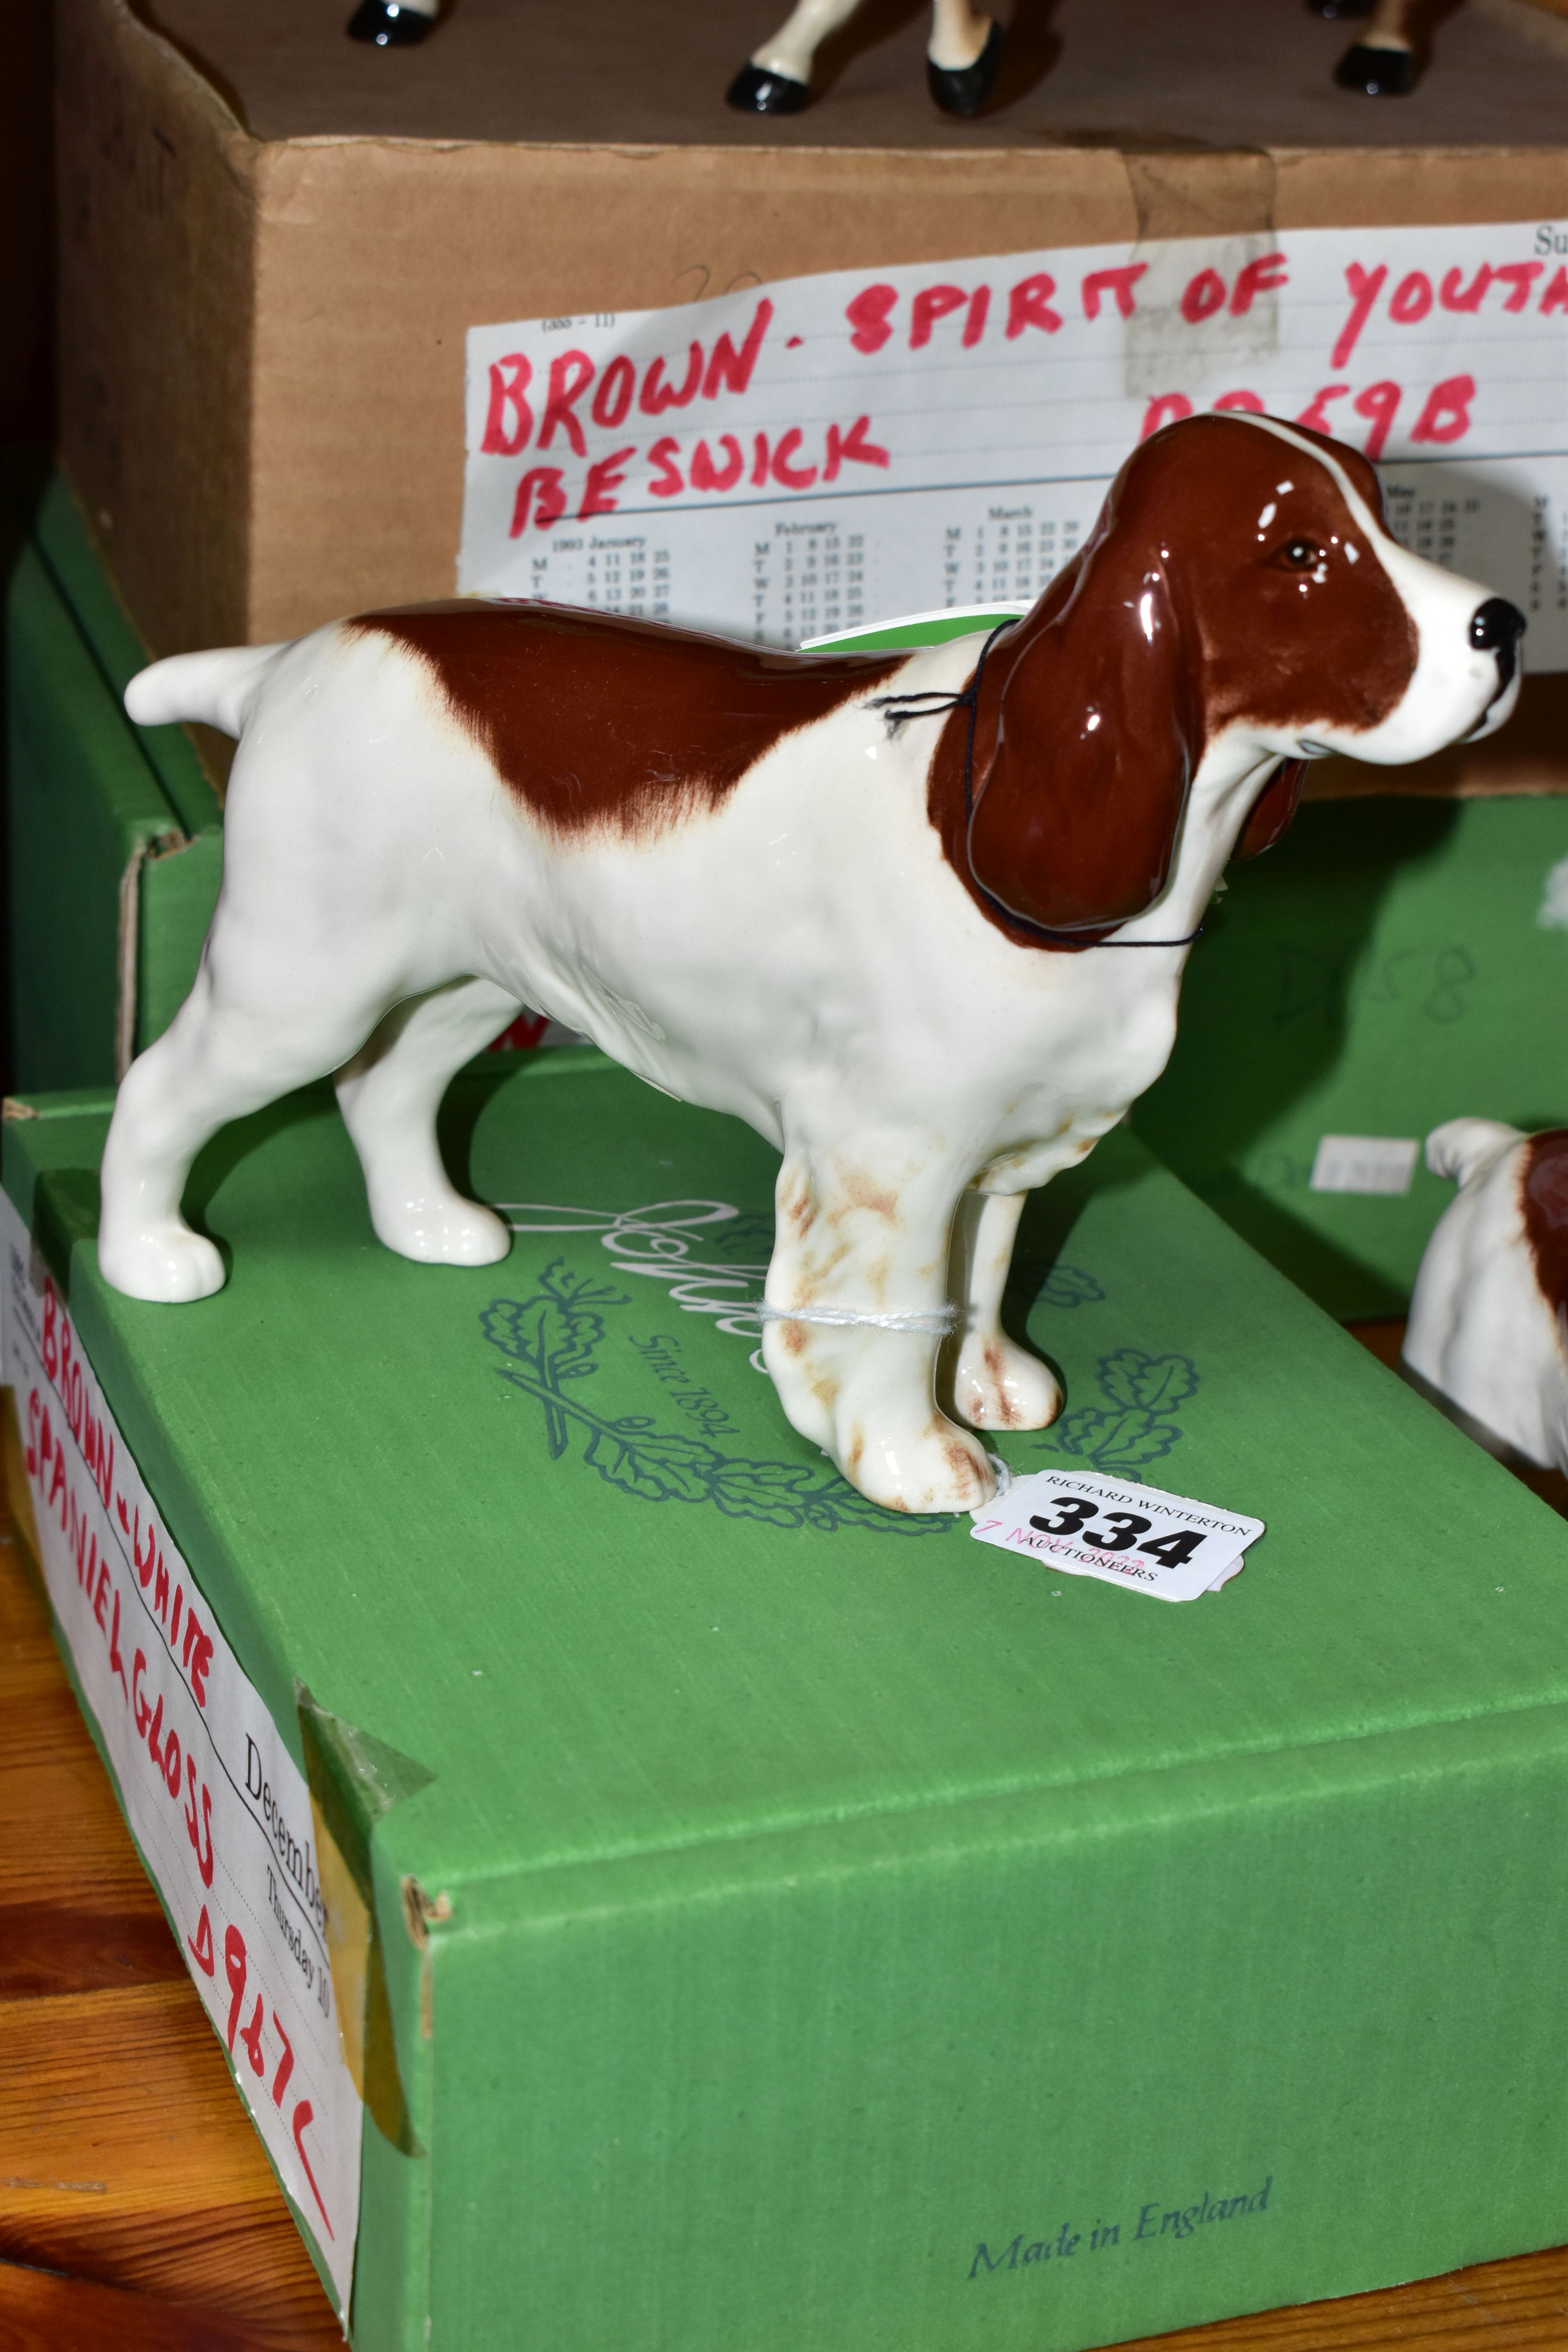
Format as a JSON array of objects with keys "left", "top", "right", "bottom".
[
  {"left": 5, "top": 1054, "right": 1568, "bottom": 2350},
  {"left": 1135, "top": 792, "right": 1568, "bottom": 1316},
  {"left": 3, "top": 462, "right": 222, "bottom": 1091}
]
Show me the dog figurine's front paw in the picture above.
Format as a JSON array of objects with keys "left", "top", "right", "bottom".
[
  {"left": 369, "top": 1193, "right": 511, "bottom": 1267},
  {"left": 948, "top": 1333, "right": 1062, "bottom": 1431},
  {"left": 836, "top": 1410, "right": 998, "bottom": 1515},
  {"left": 97, "top": 1221, "right": 226, "bottom": 1303}
]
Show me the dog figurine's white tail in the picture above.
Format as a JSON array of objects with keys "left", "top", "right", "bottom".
[{"left": 124, "top": 643, "right": 287, "bottom": 741}]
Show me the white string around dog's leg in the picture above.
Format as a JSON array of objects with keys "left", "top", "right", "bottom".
[{"left": 757, "top": 1302, "right": 959, "bottom": 1336}]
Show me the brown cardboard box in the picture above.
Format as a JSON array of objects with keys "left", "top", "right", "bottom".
[
  {"left": 57, "top": 0, "right": 1568, "bottom": 791},
  {"left": 2, "top": 0, "right": 53, "bottom": 446}
]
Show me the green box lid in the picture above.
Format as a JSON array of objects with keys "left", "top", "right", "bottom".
[{"left": 8, "top": 1055, "right": 1567, "bottom": 1891}]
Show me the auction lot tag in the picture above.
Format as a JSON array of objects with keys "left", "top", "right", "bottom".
[{"left": 971, "top": 1468, "right": 1263, "bottom": 1602}]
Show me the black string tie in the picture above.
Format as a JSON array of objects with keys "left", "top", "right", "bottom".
[{"left": 866, "top": 620, "right": 1203, "bottom": 952}]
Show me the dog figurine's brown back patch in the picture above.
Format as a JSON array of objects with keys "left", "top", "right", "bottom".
[{"left": 351, "top": 601, "right": 902, "bottom": 841}]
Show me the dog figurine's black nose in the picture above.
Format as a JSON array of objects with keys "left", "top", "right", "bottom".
[{"left": 1470, "top": 597, "right": 1526, "bottom": 690}]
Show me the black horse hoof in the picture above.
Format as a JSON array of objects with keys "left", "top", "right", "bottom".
[
  {"left": 725, "top": 62, "right": 812, "bottom": 113},
  {"left": 348, "top": 0, "right": 435, "bottom": 45},
  {"left": 1334, "top": 40, "right": 1415, "bottom": 92},
  {"left": 1307, "top": 0, "right": 1374, "bottom": 17},
  {"left": 927, "top": 19, "right": 1004, "bottom": 116}
]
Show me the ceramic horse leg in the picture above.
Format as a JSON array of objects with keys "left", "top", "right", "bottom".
[
  {"left": 726, "top": 0, "right": 1003, "bottom": 115},
  {"left": 1310, "top": 0, "right": 1423, "bottom": 93}
]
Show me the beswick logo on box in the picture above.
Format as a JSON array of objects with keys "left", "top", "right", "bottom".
[{"left": 970, "top": 2177, "right": 1273, "bottom": 2280}]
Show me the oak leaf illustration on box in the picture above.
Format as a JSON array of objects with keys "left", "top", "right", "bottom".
[
  {"left": 1042, "top": 1348, "right": 1199, "bottom": 1476},
  {"left": 482, "top": 1263, "right": 943, "bottom": 1536}
]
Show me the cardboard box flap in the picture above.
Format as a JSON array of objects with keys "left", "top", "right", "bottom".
[
  {"left": 29, "top": 471, "right": 223, "bottom": 838},
  {"left": 298, "top": 1686, "right": 433, "bottom": 2155},
  {"left": 4, "top": 526, "right": 197, "bottom": 1085}
]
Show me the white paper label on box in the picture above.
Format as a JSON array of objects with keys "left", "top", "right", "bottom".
[
  {"left": 1309, "top": 1133, "right": 1420, "bottom": 1195},
  {"left": 0, "top": 1191, "right": 363, "bottom": 2315},
  {"left": 461, "top": 219, "right": 1568, "bottom": 661},
  {"left": 970, "top": 1467, "right": 1264, "bottom": 1603}
]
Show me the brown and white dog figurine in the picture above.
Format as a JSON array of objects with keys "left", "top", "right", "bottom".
[
  {"left": 1404, "top": 1120, "right": 1568, "bottom": 1473},
  {"left": 102, "top": 412, "right": 1522, "bottom": 1516}
]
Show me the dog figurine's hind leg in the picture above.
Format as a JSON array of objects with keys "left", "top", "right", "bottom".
[
  {"left": 98, "top": 647, "right": 527, "bottom": 1301},
  {"left": 335, "top": 978, "right": 521, "bottom": 1266}
]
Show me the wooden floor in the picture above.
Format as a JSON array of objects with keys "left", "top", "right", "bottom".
[{"left": 4, "top": 1340, "right": 1568, "bottom": 2350}]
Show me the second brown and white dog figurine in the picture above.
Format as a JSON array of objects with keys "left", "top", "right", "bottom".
[
  {"left": 1404, "top": 1120, "right": 1568, "bottom": 1474},
  {"left": 102, "top": 412, "right": 1523, "bottom": 1516}
]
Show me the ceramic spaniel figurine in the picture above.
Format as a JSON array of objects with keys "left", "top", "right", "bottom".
[
  {"left": 102, "top": 413, "right": 1522, "bottom": 1517},
  {"left": 1403, "top": 1122, "right": 1568, "bottom": 1472},
  {"left": 727, "top": 0, "right": 1002, "bottom": 114}
]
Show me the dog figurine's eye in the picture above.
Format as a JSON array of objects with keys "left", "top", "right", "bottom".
[{"left": 1277, "top": 538, "right": 1323, "bottom": 570}]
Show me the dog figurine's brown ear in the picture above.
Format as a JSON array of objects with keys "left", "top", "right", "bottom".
[{"left": 966, "top": 519, "right": 1202, "bottom": 936}]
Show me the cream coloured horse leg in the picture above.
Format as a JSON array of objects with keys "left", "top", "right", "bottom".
[
  {"left": 928, "top": 0, "right": 994, "bottom": 70},
  {"left": 728, "top": 0, "right": 1004, "bottom": 116},
  {"left": 925, "top": 0, "right": 1004, "bottom": 114},
  {"left": 1361, "top": 0, "right": 1416, "bottom": 49},
  {"left": 740, "top": 0, "right": 866, "bottom": 89},
  {"left": 1333, "top": 0, "right": 1419, "bottom": 92}
]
